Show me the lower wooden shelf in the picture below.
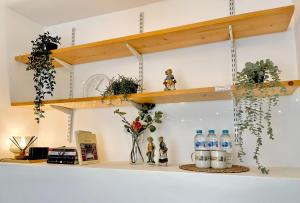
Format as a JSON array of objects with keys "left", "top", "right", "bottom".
[{"left": 11, "top": 80, "right": 300, "bottom": 110}]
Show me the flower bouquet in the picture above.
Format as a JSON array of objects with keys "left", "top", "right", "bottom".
[{"left": 114, "top": 103, "right": 163, "bottom": 164}]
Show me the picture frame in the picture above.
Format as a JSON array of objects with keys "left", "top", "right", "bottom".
[{"left": 75, "top": 131, "right": 99, "bottom": 165}]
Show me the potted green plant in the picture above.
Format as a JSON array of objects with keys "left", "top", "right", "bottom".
[
  {"left": 235, "top": 59, "right": 286, "bottom": 174},
  {"left": 101, "top": 75, "right": 140, "bottom": 101},
  {"left": 26, "top": 32, "right": 61, "bottom": 123}
]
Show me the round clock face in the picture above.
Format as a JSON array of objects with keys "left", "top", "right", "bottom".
[{"left": 83, "top": 74, "right": 110, "bottom": 97}]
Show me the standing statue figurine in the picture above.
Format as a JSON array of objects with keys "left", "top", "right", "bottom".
[
  {"left": 146, "top": 136, "right": 155, "bottom": 165},
  {"left": 163, "top": 68, "right": 176, "bottom": 91},
  {"left": 158, "top": 136, "right": 168, "bottom": 166}
]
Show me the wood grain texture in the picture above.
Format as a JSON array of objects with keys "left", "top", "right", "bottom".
[
  {"left": 11, "top": 80, "right": 300, "bottom": 110},
  {"left": 15, "top": 6, "right": 294, "bottom": 67}
]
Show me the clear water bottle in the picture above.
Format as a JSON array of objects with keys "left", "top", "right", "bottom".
[
  {"left": 220, "top": 130, "right": 233, "bottom": 168},
  {"left": 194, "top": 130, "right": 206, "bottom": 150},
  {"left": 207, "top": 129, "right": 218, "bottom": 150},
  {"left": 220, "top": 130, "right": 232, "bottom": 152}
]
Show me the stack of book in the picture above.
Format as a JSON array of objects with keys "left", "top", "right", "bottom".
[{"left": 47, "top": 147, "right": 78, "bottom": 165}]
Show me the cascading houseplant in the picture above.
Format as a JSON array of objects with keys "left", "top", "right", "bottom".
[
  {"left": 27, "top": 32, "right": 61, "bottom": 123},
  {"left": 235, "top": 59, "right": 286, "bottom": 174}
]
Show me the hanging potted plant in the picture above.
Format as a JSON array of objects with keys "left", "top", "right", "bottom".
[
  {"left": 26, "top": 32, "right": 61, "bottom": 123},
  {"left": 114, "top": 103, "right": 163, "bottom": 164},
  {"left": 235, "top": 59, "right": 286, "bottom": 174}
]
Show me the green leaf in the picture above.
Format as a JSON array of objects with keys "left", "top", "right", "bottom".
[
  {"left": 155, "top": 119, "right": 162, "bottom": 124},
  {"left": 145, "top": 115, "right": 152, "bottom": 122},
  {"left": 149, "top": 125, "right": 156, "bottom": 132},
  {"left": 114, "top": 109, "right": 126, "bottom": 115}
]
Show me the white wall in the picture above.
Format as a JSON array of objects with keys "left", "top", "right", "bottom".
[
  {"left": 0, "top": 3, "right": 42, "bottom": 158},
  {"left": 8, "top": 0, "right": 300, "bottom": 167}
]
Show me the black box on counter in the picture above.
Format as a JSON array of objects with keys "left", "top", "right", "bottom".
[
  {"left": 28, "top": 147, "right": 49, "bottom": 160},
  {"left": 47, "top": 147, "right": 79, "bottom": 165}
]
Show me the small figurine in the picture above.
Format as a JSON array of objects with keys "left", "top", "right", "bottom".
[
  {"left": 146, "top": 136, "right": 155, "bottom": 165},
  {"left": 158, "top": 136, "right": 168, "bottom": 166},
  {"left": 163, "top": 68, "right": 176, "bottom": 91}
]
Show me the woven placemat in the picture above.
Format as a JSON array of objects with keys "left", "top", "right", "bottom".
[{"left": 179, "top": 164, "right": 250, "bottom": 173}]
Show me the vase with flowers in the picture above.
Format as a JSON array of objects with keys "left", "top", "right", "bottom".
[{"left": 114, "top": 103, "right": 164, "bottom": 164}]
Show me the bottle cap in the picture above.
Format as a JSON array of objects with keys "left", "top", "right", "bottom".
[
  {"left": 208, "top": 130, "right": 215, "bottom": 134},
  {"left": 222, "top": 130, "right": 229, "bottom": 135},
  {"left": 196, "top": 130, "right": 203, "bottom": 134}
]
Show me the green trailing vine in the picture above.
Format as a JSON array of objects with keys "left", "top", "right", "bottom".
[
  {"left": 236, "top": 59, "right": 286, "bottom": 174},
  {"left": 27, "top": 32, "right": 61, "bottom": 123}
]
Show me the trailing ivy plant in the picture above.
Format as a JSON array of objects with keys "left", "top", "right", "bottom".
[
  {"left": 27, "top": 32, "right": 61, "bottom": 123},
  {"left": 236, "top": 59, "right": 286, "bottom": 174},
  {"left": 101, "top": 75, "right": 140, "bottom": 102}
]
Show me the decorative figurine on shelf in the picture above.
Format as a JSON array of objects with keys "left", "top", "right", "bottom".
[
  {"left": 146, "top": 136, "right": 156, "bottom": 165},
  {"left": 163, "top": 68, "right": 176, "bottom": 91},
  {"left": 158, "top": 136, "right": 168, "bottom": 166}
]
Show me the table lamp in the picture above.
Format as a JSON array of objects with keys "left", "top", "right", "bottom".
[{"left": 9, "top": 136, "right": 38, "bottom": 160}]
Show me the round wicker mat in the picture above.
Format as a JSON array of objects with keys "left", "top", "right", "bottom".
[{"left": 179, "top": 164, "right": 250, "bottom": 173}]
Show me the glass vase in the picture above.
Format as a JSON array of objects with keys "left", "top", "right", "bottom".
[{"left": 130, "top": 134, "right": 144, "bottom": 164}]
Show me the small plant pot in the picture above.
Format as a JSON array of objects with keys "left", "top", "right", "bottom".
[
  {"left": 252, "top": 71, "right": 266, "bottom": 83},
  {"left": 46, "top": 42, "right": 58, "bottom": 51},
  {"left": 253, "top": 75, "right": 265, "bottom": 83},
  {"left": 133, "top": 84, "right": 139, "bottom": 93}
]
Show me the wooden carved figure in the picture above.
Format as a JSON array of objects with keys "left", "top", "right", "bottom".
[
  {"left": 146, "top": 136, "right": 155, "bottom": 165},
  {"left": 158, "top": 136, "right": 168, "bottom": 166},
  {"left": 163, "top": 68, "right": 176, "bottom": 91}
]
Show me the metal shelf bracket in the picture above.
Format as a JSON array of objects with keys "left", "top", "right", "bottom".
[
  {"left": 51, "top": 105, "right": 74, "bottom": 141},
  {"left": 229, "top": 25, "right": 234, "bottom": 42},
  {"left": 53, "top": 57, "right": 73, "bottom": 71},
  {"left": 125, "top": 12, "right": 144, "bottom": 93},
  {"left": 229, "top": 0, "right": 241, "bottom": 145},
  {"left": 50, "top": 105, "right": 73, "bottom": 116},
  {"left": 126, "top": 43, "right": 142, "bottom": 60}
]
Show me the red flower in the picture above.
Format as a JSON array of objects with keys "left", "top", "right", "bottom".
[{"left": 132, "top": 120, "right": 142, "bottom": 132}]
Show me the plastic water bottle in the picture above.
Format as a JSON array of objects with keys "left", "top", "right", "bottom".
[
  {"left": 220, "top": 130, "right": 232, "bottom": 152},
  {"left": 220, "top": 130, "right": 233, "bottom": 168},
  {"left": 207, "top": 130, "right": 218, "bottom": 150},
  {"left": 194, "top": 130, "right": 206, "bottom": 150}
]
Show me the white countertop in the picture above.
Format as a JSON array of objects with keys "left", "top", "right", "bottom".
[
  {"left": 1, "top": 161, "right": 300, "bottom": 180},
  {"left": 1, "top": 161, "right": 300, "bottom": 203}
]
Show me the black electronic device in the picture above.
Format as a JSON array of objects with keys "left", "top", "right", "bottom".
[{"left": 28, "top": 147, "right": 49, "bottom": 160}]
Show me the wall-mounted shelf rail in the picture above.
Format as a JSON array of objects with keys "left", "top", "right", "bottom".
[
  {"left": 15, "top": 6, "right": 294, "bottom": 68},
  {"left": 11, "top": 80, "right": 300, "bottom": 110}
]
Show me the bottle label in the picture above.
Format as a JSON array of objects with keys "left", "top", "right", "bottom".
[
  {"left": 221, "top": 141, "right": 232, "bottom": 149},
  {"left": 208, "top": 141, "right": 218, "bottom": 148},
  {"left": 195, "top": 141, "right": 206, "bottom": 149}
]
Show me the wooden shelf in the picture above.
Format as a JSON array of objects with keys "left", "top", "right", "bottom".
[
  {"left": 11, "top": 80, "right": 300, "bottom": 110},
  {"left": 15, "top": 6, "right": 294, "bottom": 68}
]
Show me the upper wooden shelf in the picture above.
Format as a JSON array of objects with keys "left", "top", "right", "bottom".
[
  {"left": 11, "top": 80, "right": 300, "bottom": 110},
  {"left": 15, "top": 6, "right": 294, "bottom": 68}
]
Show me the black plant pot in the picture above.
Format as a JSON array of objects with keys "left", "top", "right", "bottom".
[
  {"left": 252, "top": 71, "right": 265, "bottom": 83},
  {"left": 133, "top": 84, "right": 139, "bottom": 93},
  {"left": 46, "top": 42, "right": 58, "bottom": 51}
]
